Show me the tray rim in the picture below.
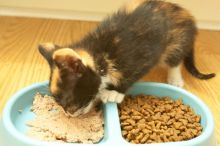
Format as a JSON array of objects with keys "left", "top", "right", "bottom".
[{"left": 2, "top": 81, "right": 216, "bottom": 146}]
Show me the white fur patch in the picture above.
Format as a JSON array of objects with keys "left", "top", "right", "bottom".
[
  {"left": 97, "top": 75, "right": 124, "bottom": 103},
  {"left": 100, "top": 75, "right": 111, "bottom": 89},
  {"left": 167, "top": 65, "right": 184, "bottom": 87},
  {"left": 97, "top": 89, "right": 124, "bottom": 103}
]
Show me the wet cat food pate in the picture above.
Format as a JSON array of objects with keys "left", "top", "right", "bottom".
[
  {"left": 26, "top": 93, "right": 104, "bottom": 144},
  {"left": 119, "top": 95, "right": 203, "bottom": 144}
]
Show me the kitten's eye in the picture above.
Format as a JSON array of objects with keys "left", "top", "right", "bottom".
[
  {"left": 99, "top": 69, "right": 105, "bottom": 75},
  {"left": 57, "top": 63, "right": 65, "bottom": 68},
  {"left": 111, "top": 68, "right": 116, "bottom": 71},
  {"left": 61, "top": 63, "right": 65, "bottom": 67},
  {"left": 77, "top": 73, "right": 82, "bottom": 77}
]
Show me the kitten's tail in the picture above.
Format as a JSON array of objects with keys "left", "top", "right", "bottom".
[{"left": 184, "top": 49, "right": 216, "bottom": 79}]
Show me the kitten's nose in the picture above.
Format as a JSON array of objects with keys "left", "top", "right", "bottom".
[{"left": 53, "top": 95, "right": 64, "bottom": 105}]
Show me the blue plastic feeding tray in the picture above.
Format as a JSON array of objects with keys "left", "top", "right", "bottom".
[{"left": 1, "top": 81, "right": 217, "bottom": 146}]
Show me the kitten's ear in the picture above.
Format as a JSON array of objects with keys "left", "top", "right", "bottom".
[
  {"left": 52, "top": 48, "right": 85, "bottom": 75},
  {"left": 38, "top": 43, "right": 60, "bottom": 66}
]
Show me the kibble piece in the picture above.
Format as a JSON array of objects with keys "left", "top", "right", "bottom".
[
  {"left": 138, "top": 119, "right": 146, "bottom": 123},
  {"left": 156, "top": 122, "right": 162, "bottom": 129},
  {"left": 126, "top": 119, "right": 136, "bottom": 126},
  {"left": 145, "top": 124, "right": 152, "bottom": 130},
  {"left": 122, "top": 130, "right": 128, "bottom": 136},
  {"left": 175, "top": 99, "right": 183, "bottom": 106},
  {"left": 195, "top": 115, "right": 201, "bottom": 123},
  {"left": 173, "top": 122, "right": 183, "bottom": 129},
  {"left": 123, "top": 126, "right": 133, "bottom": 130},
  {"left": 130, "top": 140, "right": 136, "bottom": 144},
  {"left": 121, "top": 122, "right": 130, "bottom": 126},
  {"left": 191, "top": 129, "right": 198, "bottom": 136},
  {"left": 148, "top": 121, "right": 156, "bottom": 129},
  {"left": 130, "top": 129, "right": 140, "bottom": 135},
  {"left": 120, "top": 115, "right": 130, "bottom": 120},
  {"left": 133, "top": 139, "right": 139, "bottom": 144},
  {"left": 196, "top": 125, "right": 203, "bottom": 131},
  {"left": 179, "top": 125, "right": 186, "bottom": 130},
  {"left": 127, "top": 133, "right": 135, "bottom": 140},
  {"left": 138, "top": 123, "right": 146, "bottom": 129},
  {"left": 132, "top": 115, "right": 142, "bottom": 120},
  {"left": 140, "top": 134, "right": 149, "bottom": 143},
  {"left": 146, "top": 109, "right": 154, "bottom": 115},
  {"left": 167, "top": 118, "right": 175, "bottom": 125},
  {"left": 179, "top": 118, "right": 188, "bottom": 125},
  {"left": 136, "top": 132, "right": 144, "bottom": 140},
  {"left": 132, "top": 109, "right": 142, "bottom": 116},
  {"left": 174, "top": 129, "right": 181, "bottom": 135},
  {"left": 121, "top": 110, "right": 129, "bottom": 115},
  {"left": 161, "top": 115, "right": 170, "bottom": 123},
  {"left": 142, "top": 128, "right": 151, "bottom": 134}
]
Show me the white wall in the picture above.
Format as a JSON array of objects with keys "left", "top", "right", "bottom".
[
  {"left": 0, "top": 0, "right": 220, "bottom": 30},
  {"left": 167, "top": 0, "right": 220, "bottom": 30},
  {"left": 0, "top": 0, "right": 126, "bottom": 13}
]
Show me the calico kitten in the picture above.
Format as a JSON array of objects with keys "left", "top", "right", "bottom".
[{"left": 39, "top": 0, "right": 215, "bottom": 116}]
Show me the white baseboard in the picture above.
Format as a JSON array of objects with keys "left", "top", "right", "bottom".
[
  {"left": 197, "top": 20, "right": 220, "bottom": 31},
  {"left": 0, "top": 6, "right": 105, "bottom": 21},
  {"left": 1, "top": 6, "right": 220, "bottom": 30}
]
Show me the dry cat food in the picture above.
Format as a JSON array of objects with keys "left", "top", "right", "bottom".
[
  {"left": 26, "top": 93, "right": 104, "bottom": 144},
  {"left": 119, "top": 95, "right": 203, "bottom": 144}
]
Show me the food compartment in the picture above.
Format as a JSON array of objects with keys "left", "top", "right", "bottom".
[{"left": 118, "top": 95, "right": 203, "bottom": 144}]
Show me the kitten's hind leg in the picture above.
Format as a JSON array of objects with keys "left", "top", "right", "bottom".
[
  {"left": 162, "top": 40, "right": 187, "bottom": 87},
  {"left": 167, "top": 64, "right": 184, "bottom": 87}
]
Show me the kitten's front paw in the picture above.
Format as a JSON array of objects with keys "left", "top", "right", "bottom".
[{"left": 98, "top": 89, "right": 124, "bottom": 103}]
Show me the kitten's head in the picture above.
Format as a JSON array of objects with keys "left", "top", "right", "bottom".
[{"left": 38, "top": 43, "right": 101, "bottom": 116}]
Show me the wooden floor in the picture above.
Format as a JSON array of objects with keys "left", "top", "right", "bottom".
[{"left": 0, "top": 16, "right": 219, "bottom": 144}]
